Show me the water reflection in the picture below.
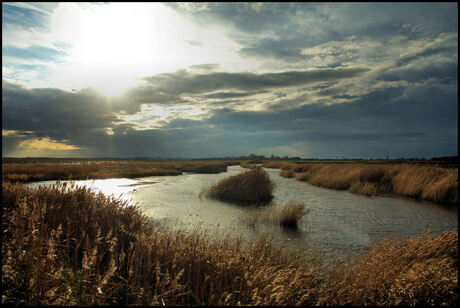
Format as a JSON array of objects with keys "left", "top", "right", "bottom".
[{"left": 27, "top": 166, "right": 458, "bottom": 261}]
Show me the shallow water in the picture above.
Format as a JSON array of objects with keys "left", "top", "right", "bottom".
[{"left": 27, "top": 165, "right": 458, "bottom": 261}]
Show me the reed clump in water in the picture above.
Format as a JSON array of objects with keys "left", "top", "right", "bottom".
[
  {"left": 279, "top": 168, "right": 295, "bottom": 178},
  {"left": 203, "top": 167, "right": 274, "bottom": 204},
  {"left": 245, "top": 201, "right": 309, "bottom": 230},
  {"left": 2, "top": 181, "right": 457, "bottom": 306},
  {"left": 278, "top": 201, "right": 308, "bottom": 229}
]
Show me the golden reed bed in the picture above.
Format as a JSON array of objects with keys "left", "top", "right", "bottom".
[
  {"left": 264, "top": 162, "right": 458, "bottom": 206},
  {"left": 2, "top": 161, "right": 233, "bottom": 182},
  {"left": 2, "top": 181, "right": 457, "bottom": 305}
]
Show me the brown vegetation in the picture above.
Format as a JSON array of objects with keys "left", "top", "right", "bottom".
[
  {"left": 279, "top": 168, "right": 295, "bottom": 178},
  {"left": 2, "top": 181, "right": 457, "bottom": 305},
  {"left": 245, "top": 201, "right": 309, "bottom": 230},
  {"left": 278, "top": 201, "right": 308, "bottom": 229},
  {"left": 203, "top": 167, "right": 274, "bottom": 204},
  {"left": 2, "top": 161, "right": 231, "bottom": 183},
  {"left": 262, "top": 162, "right": 457, "bottom": 206},
  {"left": 320, "top": 230, "right": 458, "bottom": 306},
  {"left": 240, "top": 162, "right": 257, "bottom": 169},
  {"left": 179, "top": 162, "right": 227, "bottom": 174}
]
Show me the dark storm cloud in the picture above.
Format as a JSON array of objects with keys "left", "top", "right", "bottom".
[
  {"left": 379, "top": 61, "right": 458, "bottom": 83},
  {"left": 2, "top": 132, "right": 32, "bottom": 156},
  {"left": 239, "top": 37, "right": 307, "bottom": 61},
  {"left": 169, "top": 3, "right": 457, "bottom": 63},
  {"left": 2, "top": 72, "right": 457, "bottom": 158},
  {"left": 189, "top": 63, "right": 220, "bottom": 71},
  {"left": 202, "top": 77, "right": 457, "bottom": 158},
  {"left": 2, "top": 80, "right": 117, "bottom": 134},
  {"left": 202, "top": 91, "right": 268, "bottom": 99},
  {"left": 169, "top": 2, "right": 307, "bottom": 33},
  {"left": 143, "top": 68, "right": 369, "bottom": 93},
  {"left": 396, "top": 46, "right": 457, "bottom": 67},
  {"left": 110, "top": 67, "right": 368, "bottom": 114}
]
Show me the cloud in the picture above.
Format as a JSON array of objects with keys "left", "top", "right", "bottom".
[
  {"left": 2, "top": 3, "right": 458, "bottom": 159},
  {"left": 2, "top": 80, "right": 116, "bottom": 134},
  {"left": 170, "top": 2, "right": 457, "bottom": 66},
  {"left": 144, "top": 68, "right": 369, "bottom": 92},
  {"left": 2, "top": 2, "right": 54, "bottom": 29},
  {"left": 202, "top": 91, "right": 268, "bottom": 99},
  {"left": 189, "top": 63, "right": 220, "bottom": 71},
  {"left": 108, "top": 67, "right": 369, "bottom": 114}
]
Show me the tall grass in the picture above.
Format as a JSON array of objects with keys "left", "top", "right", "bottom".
[
  {"left": 2, "top": 181, "right": 457, "bottom": 305},
  {"left": 278, "top": 201, "right": 308, "bottom": 229},
  {"left": 179, "top": 162, "right": 227, "bottom": 174},
  {"left": 279, "top": 168, "right": 295, "bottom": 178},
  {"left": 319, "top": 230, "right": 458, "bottom": 306},
  {"left": 2, "top": 161, "right": 230, "bottom": 183},
  {"left": 240, "top": 162, "right": 257, "bottom": 169},
  {"left": 203, "top": 167, "right": 274, "bottom": 204},
  {"left": 245, "top": 201, "right": 309, "bottom": 230},
  {"left": 267, "top": 162, "right": 458, "bottom": 206}
]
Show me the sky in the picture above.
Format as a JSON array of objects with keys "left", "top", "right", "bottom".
[{"left": 2, "top": 2, "right": 458, "bottom": 159}]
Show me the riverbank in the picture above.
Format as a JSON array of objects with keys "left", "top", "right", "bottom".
[
  {"left": 2, "top": 161, "right": 234, "bottom": 182},
  {"left": 2, "top": 181, "right": 457, "bottom": 305},
  {"left": 263, "top": 162, "right": 458, "bottom": 206}
]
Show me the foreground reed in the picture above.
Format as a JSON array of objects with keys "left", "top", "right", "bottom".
[
  {"left": 203, "top": 167, "right": 274, "bottom": 204},
  {"left": 2, "top": 182, "right": 457, "bottom": 305},
  {"left": 264, "top": 162, "right": 458, "bottom": 206}
]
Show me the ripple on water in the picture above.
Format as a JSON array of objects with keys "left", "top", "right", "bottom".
[{"left": 26, "top": 166, "right": 458, "bottom": 261}]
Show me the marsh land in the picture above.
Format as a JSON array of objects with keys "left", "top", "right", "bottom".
[{"left": 2, "top": 158, "right": 458, "bottom": 305}]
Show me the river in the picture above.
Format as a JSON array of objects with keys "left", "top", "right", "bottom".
[{"left": 27, "top": 165, "right": 458, "bottom": 261}]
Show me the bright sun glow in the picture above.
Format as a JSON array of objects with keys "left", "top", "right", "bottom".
[{"left": 42, "top": 3, "right": 249, "bottom": 97}]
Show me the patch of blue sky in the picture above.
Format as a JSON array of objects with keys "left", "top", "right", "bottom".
[
  {"left": 2, "top": 63, "right": 48, "bottom": 83},
  {"left": 3, "top": 45, "right": 68, "bottom": 62},
  {"left": 2, "top": 2, "right": 51, "bottom": 30}
]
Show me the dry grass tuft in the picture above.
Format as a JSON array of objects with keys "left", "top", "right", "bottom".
[
  {"left": 279, "top": 168, "right": 295, "bottom": 178},
  {"left": 244, "top": 201, "right": 309, "bottom": 230},
  {"left": 203, "top": 167, "right": 274, "bottom": 204},
  {"left": 278, "top": 201, "right": 309, "bottom": 229}
]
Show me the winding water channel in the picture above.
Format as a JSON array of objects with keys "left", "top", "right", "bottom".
[{"left": 27, "top": 165, "right": 458, "bottom": 261}]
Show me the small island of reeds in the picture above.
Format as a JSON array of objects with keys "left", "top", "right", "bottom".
[{"left": 203, "top": 167, "right": 274, "bottom": 204}]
